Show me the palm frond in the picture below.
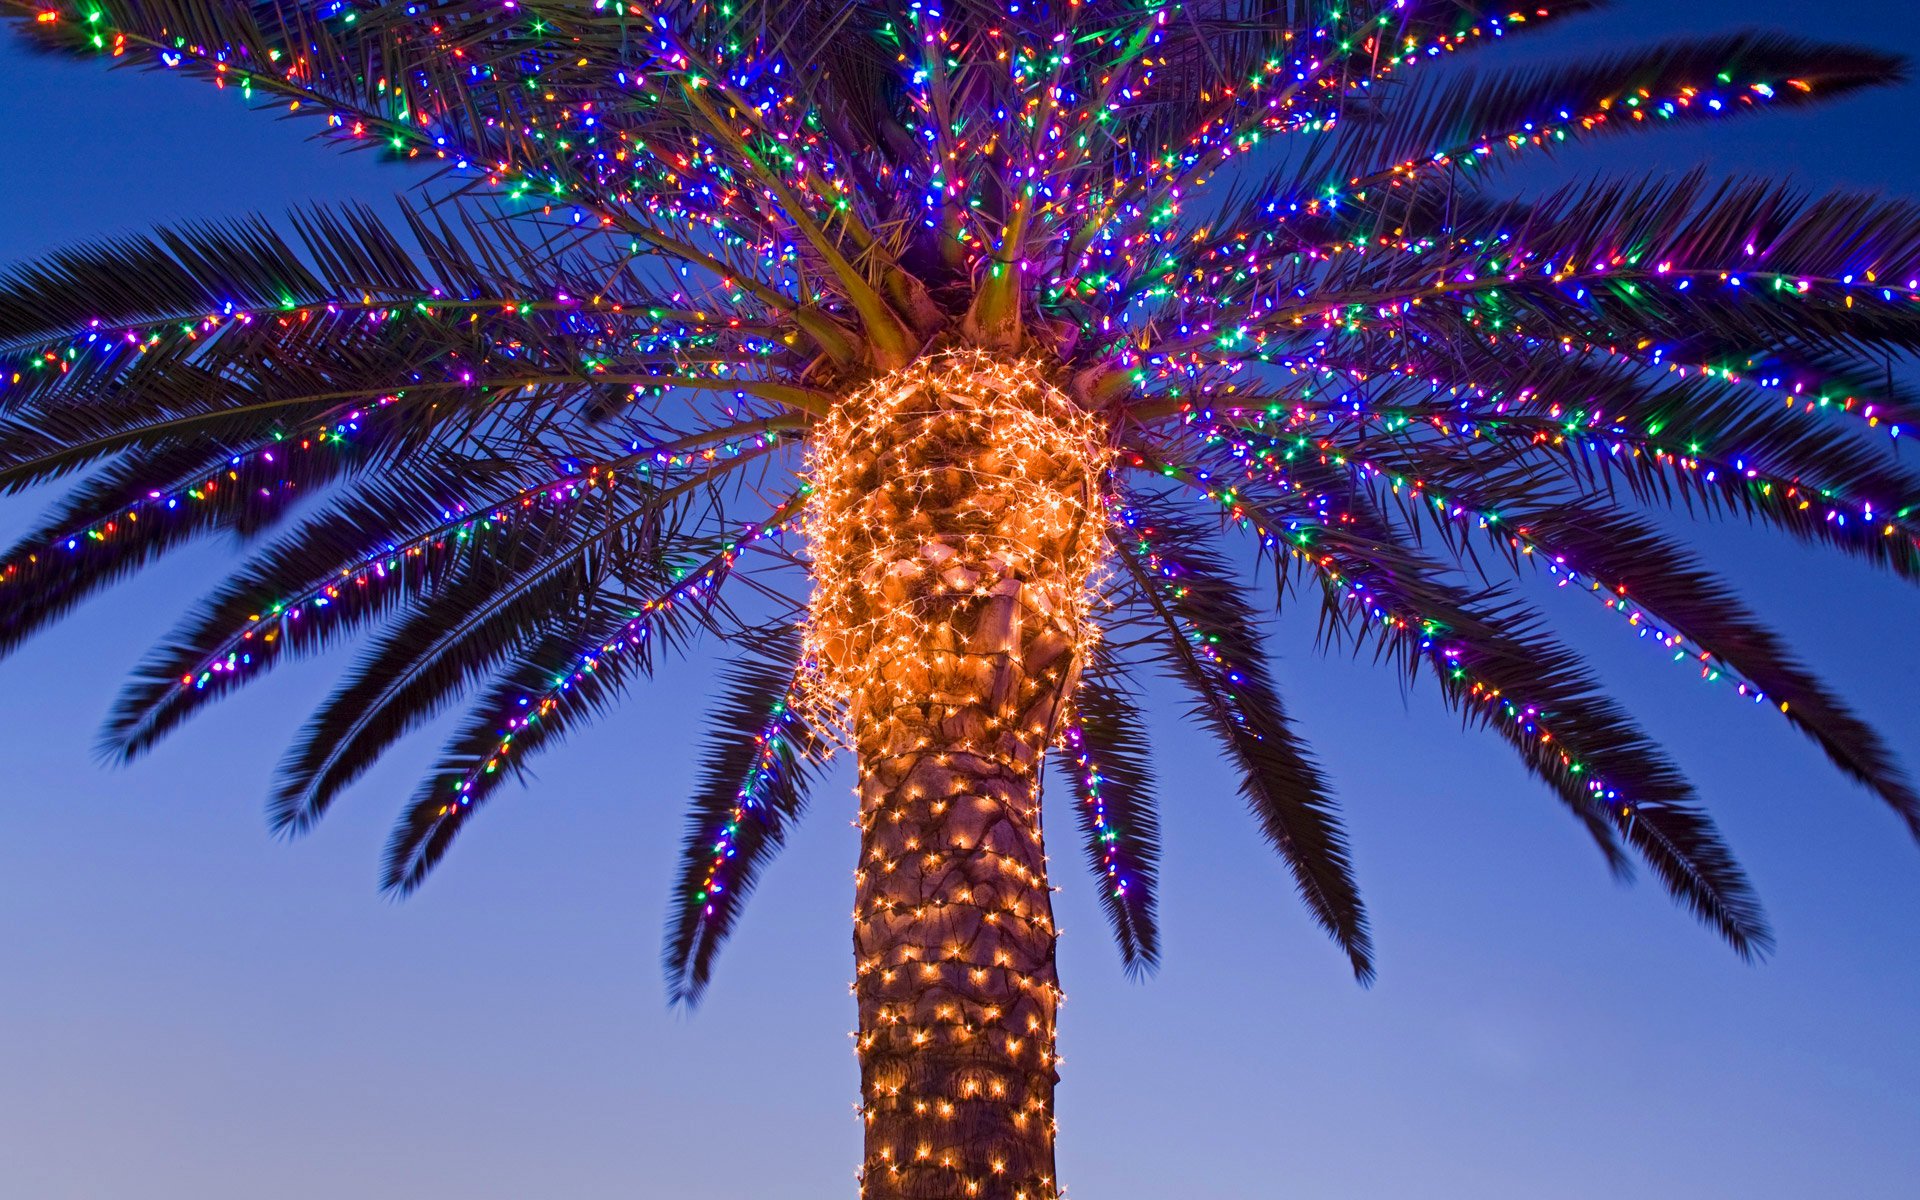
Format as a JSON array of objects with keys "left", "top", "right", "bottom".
[
  {"left": 1206, "top": 471, "right": 1775, "bottom": 957},
  {"left": 1300, "top": 418, "right": 1920, "bottom": 837},
  {"left": 103, "top": 453, "right": 553, "bottom": 755},
  {"left": 665, "top": 625, "right": 831, "bottom": 1005},
  {"left": 1502, "top": 503, "right": 1920, "bottom": 838},
  {"left": 0, "top": 375, "right": 512, "bottom": 637},
  {"left": 1061, "top": 664, "right": 1163, "bottom": 975},
  {"left": 1331, "top": 32, "right": 1904, "bottom": 193},
  {"left": 382, "top": 506, "right": 801, "bottom": 894},
  {"left": 1112, "top": 492, "right": 1374, "bottom": 983},
  {"left": 270, "top": 490, "right": 669, "bottom": 834}
]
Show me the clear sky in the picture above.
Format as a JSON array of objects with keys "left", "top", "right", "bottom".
[{"left": 1, "top": 3, "right": 1916, "bottom": 1197}]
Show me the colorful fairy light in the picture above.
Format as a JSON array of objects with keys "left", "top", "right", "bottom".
[{"left": 4, "top": 3, "right": 1918, "bottom": 1198}]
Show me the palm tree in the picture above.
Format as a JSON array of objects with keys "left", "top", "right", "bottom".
[{"left": 4, "top": 1, "right": 1919, "bottom": 1194}]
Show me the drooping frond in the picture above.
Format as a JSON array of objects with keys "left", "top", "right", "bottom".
[
  {"left": 1478, "top": 505, "right": 1920, "bottom": 839},
  {"left": 1061, "top": 662, "right": 1162, "bottom": 975},
  {"left": 1313, "top": 574, "right": 1774, "bottom": 957},
  {"left": 1334, "top": 446, "right": 1920, "bottom": 836},
  {"left": 1146, "top": 455, "right": 1772, "bottom": 955},
  {"left": 269, "top": 488, "right": 677, "bottom": 835},
  {"left": 105, "top": 453, "right": 592, "bottom": 759},
  {"left": 383, "top": 503, "right": 803, "bottom": 894},
  {"left": 665, "top": 624, "right": 832, "bottom": 1004},
  {"left": 1112, "top": 492, "right": 1373, "bottom": 983}
]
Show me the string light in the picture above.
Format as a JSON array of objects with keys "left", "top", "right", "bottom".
[{"left": 6, "top": 5, "right": 1916, "bottom": 1199}]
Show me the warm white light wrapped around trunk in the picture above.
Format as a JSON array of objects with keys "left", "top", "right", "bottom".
[
  {"left": 801, "top": 349, "right": 1113, "bottom": 1200},
  {"left": 801, "top": 348, "right": 1112, "bottom": 730}
]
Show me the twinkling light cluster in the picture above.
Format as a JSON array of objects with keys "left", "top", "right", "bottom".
[{"left": 799, "top": 350, "right": 1113, "bottom": 726}]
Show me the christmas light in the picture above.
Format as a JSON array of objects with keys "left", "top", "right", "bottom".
[{"left": 3, "top": 4, "right": 1917, "bottom": 1198}]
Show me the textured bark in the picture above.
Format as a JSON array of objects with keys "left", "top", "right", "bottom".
[
  {"left": 813, "top": 353, "right": 1105, "bottom": 1200},
  {"left": 854, "top": 657, "right": 1072, "bottom": 1200}
]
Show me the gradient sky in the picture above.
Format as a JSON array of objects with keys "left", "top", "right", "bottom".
[{"left": 1, "top": 3, "right": 1917, "bottom": 1197}]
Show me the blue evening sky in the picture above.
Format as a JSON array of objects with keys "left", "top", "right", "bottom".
[{"left": 1, "top": 3, "right": 1915, "bottom": 1197}]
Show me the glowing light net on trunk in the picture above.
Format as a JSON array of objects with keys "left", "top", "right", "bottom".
[{"left": 801, "top": 350, "right": 1113, "bottom": 739}]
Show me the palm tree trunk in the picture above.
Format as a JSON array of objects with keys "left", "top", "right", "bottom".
[
  {"left": 853, "top": 634, "right": 1072, "bottom": 1200},
  {"left": 809, "top": 351, "right": 1106, "bottom": 1199}
]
